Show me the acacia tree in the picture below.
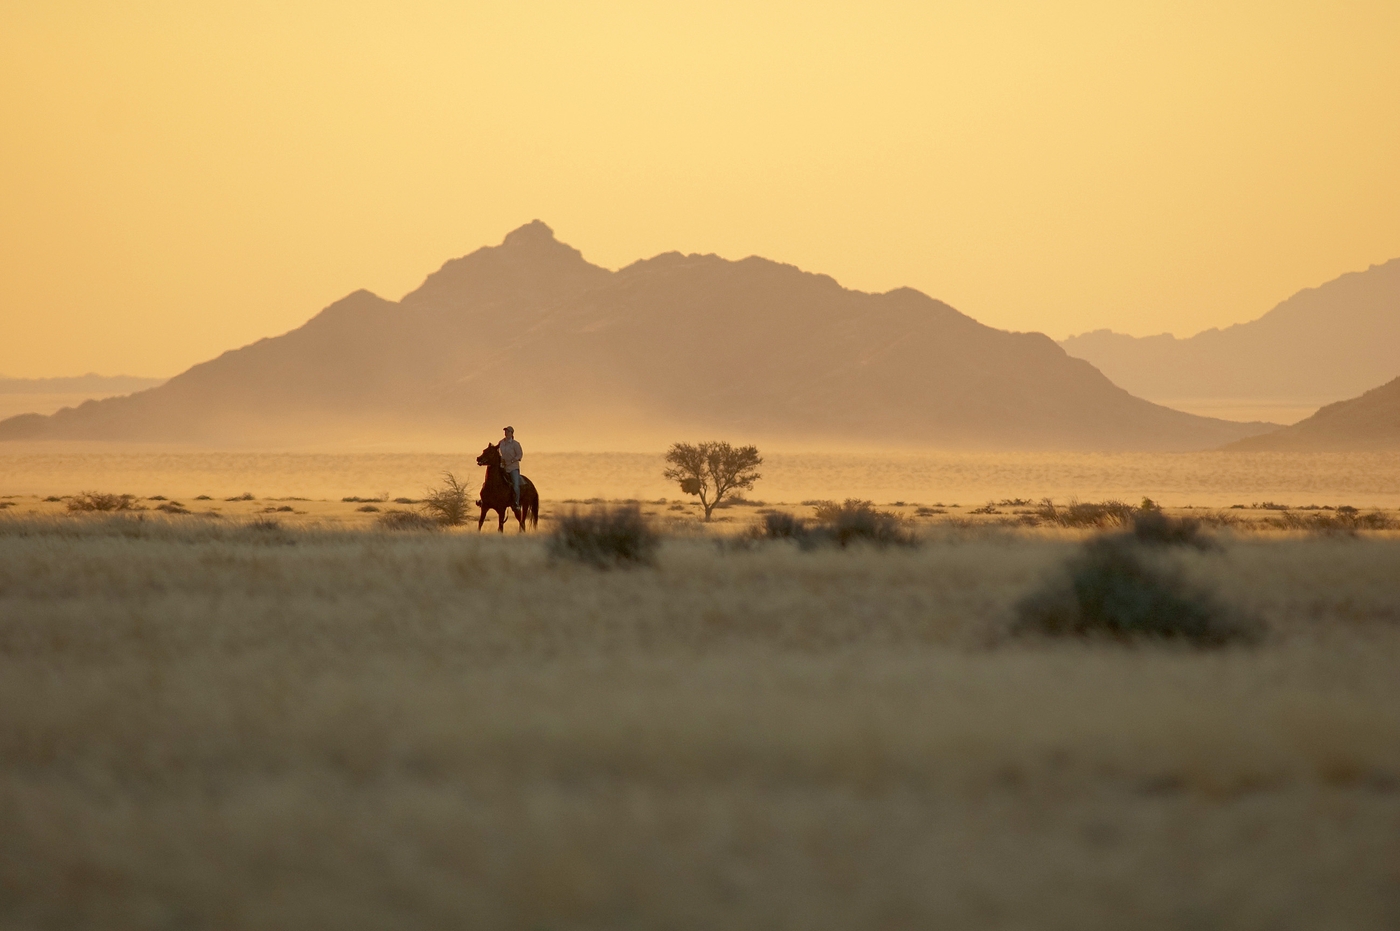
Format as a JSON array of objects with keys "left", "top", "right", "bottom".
[{"left": 663, "top": 441, "right": 763, "bottom": 521}]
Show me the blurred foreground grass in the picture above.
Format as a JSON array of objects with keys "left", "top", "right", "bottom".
[{"left": 1, "top": 515, "right": 1398, "bottom": 930}]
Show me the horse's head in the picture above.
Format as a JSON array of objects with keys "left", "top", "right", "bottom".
[{"left": 476, "top": 443, "right": 501, "bottom": 467}]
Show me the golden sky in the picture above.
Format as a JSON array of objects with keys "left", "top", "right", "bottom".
[{"left": 3, "top": 1, "right": 1398, "bottom": 378}]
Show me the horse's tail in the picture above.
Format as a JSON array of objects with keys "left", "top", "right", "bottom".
[{"left": 529, "top": 496, "right": 539, "bottom": 529}]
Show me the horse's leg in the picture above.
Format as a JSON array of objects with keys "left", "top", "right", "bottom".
[
  {"left": 477, "top": 505, "right": 487, "bottom": 531},
  {"left": 497, "top": 507, "right": 507, "bottom": 533}
]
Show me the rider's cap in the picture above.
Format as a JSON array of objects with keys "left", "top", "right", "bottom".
[{"left": 503, "top": 425, "right": 514, "bottom": 433}]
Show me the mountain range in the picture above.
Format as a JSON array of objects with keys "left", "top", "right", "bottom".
[
  {"left": 1060, "top": 259, "right": 1400, "bottom": 417},
  {"left": 0, "top": 222, "right": 1280, "bottom": 451}
]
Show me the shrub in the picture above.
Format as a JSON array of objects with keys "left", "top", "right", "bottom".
[
  {"left": 67, "top": 492, "right": 139, "bottom": 512},
  {"left": 549, "top": 505, "right": 658, "bottom": 568},
  {"left": 809, "top": 499, "right": 918, "bottom": 548},
  {"left": 758, "top": 510, "right": 809, "bottom": 540},
  {"left": 356, "top": 504, "right": 380, "bottom": 512},
  {"left": 155, "top": 502, "right": 190, "bottom": 515},
  {"left": 1130, "top": 510, "right": 1211, "bottom": 548},
  {"left": 226, "top": 493, "right": 255, "bottom": 502},
  {"left": 1014, "top": 536, "right": 1254, "bottom": 646},
  {"left": 376, "top": 509, "right": 440, "bottom": 531},
  {"left": 421, "top": 473, "right": 471, "bottom": 527}
]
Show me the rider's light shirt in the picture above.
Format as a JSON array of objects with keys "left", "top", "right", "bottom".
[{"left": 500, "top": 438, "right": 523, "bottom": 472}]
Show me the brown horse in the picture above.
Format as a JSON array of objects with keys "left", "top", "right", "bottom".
[{"left": 475, "top": 443, "right": 540, "bottom": 532}]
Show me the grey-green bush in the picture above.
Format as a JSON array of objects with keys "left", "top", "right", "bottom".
[
  {"left": 810, "top": 499, "right": 918, "bottom": 548},
  {"left": 549, "top": 505, "right": 658, "bottom": 567},
  {"left": 1014, "top": 536, "right": 1255, "bottom": 646}
]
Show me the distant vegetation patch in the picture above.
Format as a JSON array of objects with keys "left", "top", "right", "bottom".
[
  {"left": 1032, "top": 498, "right": 1138, "bottom": 528},
  {"left": 376, "top": 509, "right": 440, "bottom": 532},
  {"left": 549, "top": 505, "right": 658, "bottom": 568},
  {"left": 757, "top": 500, "right": 918, "bottom": 549},
  {"left": 1263, "top": 507, "right": 1396, "bottom": 534},
  {"left": 66, "top": 492, "right": 140, "bottom": 513}
]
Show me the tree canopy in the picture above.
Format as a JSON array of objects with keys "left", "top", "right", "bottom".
[{"left": 663, "top": 441, "right": 762, "bottom": 521}]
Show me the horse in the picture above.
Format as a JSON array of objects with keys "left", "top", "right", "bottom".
[{"left": 475, "top": 443, "right": 540, "bottom": 532}]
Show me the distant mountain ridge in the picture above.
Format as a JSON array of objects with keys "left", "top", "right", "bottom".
[
  {"left": 0, "top": 222, "right": 1275, "bottom": 451},
  {"left": 0, "top": 374, "right": 165, "bottom": 395},
  {"left": 1224, "top": 376, "right": 1400, "bottom": 451},
  {"left": 1060, "top": 259, "right": 1400, "bottom": 412}
]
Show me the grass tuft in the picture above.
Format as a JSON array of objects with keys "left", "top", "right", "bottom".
[{"left": 1033, "top": 498, "right": 1137, "bottom": 528}]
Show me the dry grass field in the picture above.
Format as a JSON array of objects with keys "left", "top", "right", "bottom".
[{"left": 2, "top": 511, "right": 1399, "bottom": 930}]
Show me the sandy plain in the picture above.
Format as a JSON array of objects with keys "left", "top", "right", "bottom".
[
  {"left": 3, "top": 445, "right": 1400, "bottom": 508},
  {"left": 1, "top": 506, "right": 1399, "bottom": 929}
]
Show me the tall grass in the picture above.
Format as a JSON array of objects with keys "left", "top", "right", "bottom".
[{"left": 1, "top": 515, "right": 1398, "bottom": 929}]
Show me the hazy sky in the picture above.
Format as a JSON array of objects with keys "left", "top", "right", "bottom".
[{"left": 3, "top": 1, "right": 1398, "bottom": 378}]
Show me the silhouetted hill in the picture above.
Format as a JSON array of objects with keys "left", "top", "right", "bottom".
[
  {"left": 1060, "top": 259, "right": 1400, "bottom": 414},
  {"left": 0, "top": 222, "right": 1276, "bottom": 451},
  {"left": 1223, "top": 377, "right": 1400, "bottom": 451}
]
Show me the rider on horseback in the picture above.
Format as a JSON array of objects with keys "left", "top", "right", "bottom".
[{"left": 499, "top": 426, "right": 523, "bottom": 510}]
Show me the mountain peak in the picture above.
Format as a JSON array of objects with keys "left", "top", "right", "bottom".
[
  {"left": 501, "top": 220, "right": 557, "bottom": 249},
  {"left": 400, "top": 221, "right": 609, "bottom": 309}
]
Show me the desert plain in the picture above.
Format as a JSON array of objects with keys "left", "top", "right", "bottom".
[{"left": 2, "top": 448, "right": 1399, "bottom": 930}]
